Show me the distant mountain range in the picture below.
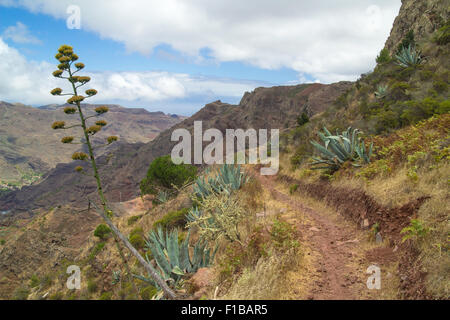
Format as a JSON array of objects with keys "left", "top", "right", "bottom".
[
  {"left": 0, "top": 82, "right": 351, "bottom": 212},
  {"left": 0, "top": 101, "right": 186, "bottom": 190}
]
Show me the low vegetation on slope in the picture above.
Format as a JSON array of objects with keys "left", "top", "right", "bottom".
[
  {"left": 1, "top": 4, "right": 448, "bottom": 301},
  {"left": 279, "top": 24, "right": 449, "bottom": 298}
]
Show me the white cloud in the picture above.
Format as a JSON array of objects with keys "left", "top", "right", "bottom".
[
  {"left": 2, "top": 21, "right": 42, "bottom": 44},
  {"left": 0, "top": 0, "right": 401, "bottom": 83},
  {"left": 0, "top": 37, "right": 263, "bottom": 114},
  {"left": 0, "top": 37, "right": 55, "bottom": 102}
]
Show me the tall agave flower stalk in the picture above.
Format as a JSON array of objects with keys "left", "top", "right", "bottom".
[{"left": 50, "top": 45, "right": 176, "bottom": 299}]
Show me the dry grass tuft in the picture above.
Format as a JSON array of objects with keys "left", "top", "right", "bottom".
[{"left": 221, "top": 247, "right": 302, "bottom": 300}]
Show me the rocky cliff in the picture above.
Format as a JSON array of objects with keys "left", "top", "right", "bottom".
[{"left": 384, "top": 0, "right": 449, "bottom": 53}]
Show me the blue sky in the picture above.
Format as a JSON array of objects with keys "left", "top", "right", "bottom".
[{"left": 0, "top": 1, "right": 401, "bottom": 115}]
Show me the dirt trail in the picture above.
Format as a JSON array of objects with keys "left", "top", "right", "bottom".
[{"left": 259, "top": 175, "right": 392, "bottom": 300}]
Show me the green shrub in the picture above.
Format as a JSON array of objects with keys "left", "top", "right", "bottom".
[
  {"left": 127, "top": 215, "right": 142, "bottom": 226},
  {"left": 94, "top": 224, "right": 111, "bottom": 240},
  {"left": 0, "top": 239, "right": 5, "bottom": 245},
  {"left": 270, "top": 217, "right": 300, "bottom": 252},
  {"left": 393, "top": 66, "right": 416, "bottom": 81},
  {"left": 49, "top": 292, "right": 63, "bottom": 300},
  {"left": 140, "top": 155, "right": 197, "bottom": 195},
  {"left": 87, "top": 279, "right": 97, "bottom": 293},
  {"left": 296, "top": 112, "right": 309, "bottom": 126},
  {"left": 118, "top": 282, "right": 138, "bottom": 300},
  {"left": 419, "top": 69, "right": 434, "bottom": 81},
  {"left": 434, "top": 21, "right": 450, "bottom": 45},
  {"left": 140, "top": 285, "right": 157, "bottom": 300},
  {"left": 99, "top": 291, "right": 113, "bottom": 300},
  {"left": 217, "top": 244, "right": 245, "bottom": 280},
  {"left": 40, "top": 274, "right": 53, "bottom": 289},
  {"left": 130, "top": 227, "right": 144, "bottom": 237},
  {"left": 129, "top": 227, "right": 145, "bottom": 250},
  {"left": 433, "top": 80, "right": 448, "bottom": 94},
  {"left": 356, "top": 159, "right": 392, "bottom": 180},
  {"left": 153, "top": 207, "right": 189, "bottom": 230},
  {"left": 388, "top": 81, "right": 411, "bottom": 100},
  {"left": 396, "top": 30, "right": 415, "bottom": 54},
  {"left": 89, "top": 241, "right": 106, "bottom": 260},
  {"left": 376, "top": 48, "right": 391, "bottom": 64},
  {"left": 290, "top": 148, "right": 307, "bottom": 168},
  {"left": 12, "top": 286, "right": 30, "bottom": 300},
  {"left": 369, "top": 222, "right": 380, "bottom": 242},
  {"left": 436, "top": 100, "right": 450, "bottom": 114},
  {"left": 29, "top": 274, "right": 40, "bottom": 288},
  {"left": 66, "top": 292, "right": 79, "bottom": 300},
  {"left": 369, "top": 94, "right": 448, "bottom": 133},
  {"left": 187, "top": 193, "right": 245, "bottom": 244},
  {"left": 129, "top": 234, "right": 145, "bottom": 250},
  {"left": 334, "top": 91, "right": 350, "bottom": 109},
  {"left": 400, "top": 98, "right": 445, "bottom": 125},
  {"left": 401, "top": 219, "right": 430, "bottom": 243},
  {"left": 289, "top": 184, "right": 299, "bottom": 195}
]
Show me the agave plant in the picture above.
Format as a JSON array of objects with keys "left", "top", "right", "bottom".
[
  {"left": 155, "top": 190, "right": 169, "bottom": 204},
  {"left": 193, "top": 175, "right": 224, "bottom": 199},
  {"left": 395, "top": 44, "right": 422, "bottom": 68},
  {"left": 217, "top": 164, "right": 248, "bottom": 190},
  {"left": 193, "top": 164, "right": 248, "bottom": 198},
  {"left": 374, "top": 84, "right": 388, "bottom": 99},
  {"left": 310, "top": 127, "right": 372, "bottom": 171},
  {"left": 111, "top": 270, "right": 121, "bottom": 285},
  {"left": 186, "top": 206, "right": 202, "bottom": 223},
  {"left": 135, "top": 227, "right": 216, "bottom": 287},
  {"left": 355, "top": 139, "right": 373, "bottom": 165}
]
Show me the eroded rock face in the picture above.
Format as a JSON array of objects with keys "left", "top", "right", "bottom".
[{"left": 384, "top": 0, "right": 449, "bottom": 53}]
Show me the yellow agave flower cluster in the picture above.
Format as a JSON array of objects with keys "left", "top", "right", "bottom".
[
  {"left": 50, "top": 45, "right": 119, "bottom": 172},
  {"left": 50, "top": 45, "right": 97, "bottom": 105},
  {"left": 52, "top": 45, "right": 78, "bottom": 78}
]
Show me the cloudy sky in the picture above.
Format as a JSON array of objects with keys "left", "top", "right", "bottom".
[{"left": 0, "top": 0, "right": 401, "bottom": 115}]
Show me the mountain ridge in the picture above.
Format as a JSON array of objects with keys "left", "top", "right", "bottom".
[
  {"left": 0, "top": 101, "right": 186, "bottom": 190},
  {"left": 0, "top": 81, "right": 352, "bottom": 213}
]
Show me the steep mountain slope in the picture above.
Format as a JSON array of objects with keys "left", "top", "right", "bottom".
[
  {"left": 384, "top": 0, "right": 448, "bottom": 53},
  {"left": 0, "top": 82, "right": 351, "bottom": 213},
  {"left": 0, "top": 102, "right": 186, "bottom": 189},
  {"left": 281, "top": 0, "right": 449, "bottom": 299},
  {"left": 0, "top": 0, "right": 448, "bottom": 301}
]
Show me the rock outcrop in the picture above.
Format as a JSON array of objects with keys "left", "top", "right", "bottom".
[{"left": 384, "top": 0, "right": 449, "bottom": 53}]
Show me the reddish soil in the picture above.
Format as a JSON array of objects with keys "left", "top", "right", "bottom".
[
  {"left": 260, "top": 175, "right": 365, "bottom": 299},
  {"left": 365, "top": 247, "right": 396, "bottom": 265},
  {"left": 278, "top": 175, "right": 430, "bottom": 243},
  {"left": 258, "top": 173, "right": 431, "bottom": 300}
]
